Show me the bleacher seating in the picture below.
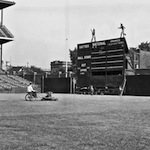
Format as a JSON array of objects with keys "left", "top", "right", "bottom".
[
  {"left": 0, "top": 75, "right": 38, "bottom": 93},
  {"left": 9, "top": 75, "right": 31, "bottom": 86}
]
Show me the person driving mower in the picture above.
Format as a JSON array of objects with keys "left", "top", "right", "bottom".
[{"left": 27, "top": 82, "right": 37, "bottom": 98}]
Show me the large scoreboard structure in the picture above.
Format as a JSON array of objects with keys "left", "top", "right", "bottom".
[{"left": 77, "top": 37, "right": 128, "bottom": 87}]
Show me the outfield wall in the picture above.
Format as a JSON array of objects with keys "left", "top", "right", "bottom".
[
  {"left": 43, "top": 78, "right": 72, "bottom": 93},
  {"left": 126, "top": 75, "right": 150, "bottom": 96}
]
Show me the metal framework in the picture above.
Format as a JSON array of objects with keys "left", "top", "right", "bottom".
[{"left": 0, "top": 0, "right": 15, "bottom": 69}]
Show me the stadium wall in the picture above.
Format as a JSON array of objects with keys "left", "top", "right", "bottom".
[
  {"left": 126, "top": 75, "right": 150, "bottom": 96},
  {"left": 43, "top": 77, "right": 72, "bottom": 93}
]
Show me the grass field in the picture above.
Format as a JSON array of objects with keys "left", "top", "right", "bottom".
[{"left": 0, "top": 93, "right": 150, "bottom": 150}]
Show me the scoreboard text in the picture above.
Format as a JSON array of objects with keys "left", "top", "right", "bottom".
[{"left": 77, "top": 38, "right": 128, "bottom": 76}]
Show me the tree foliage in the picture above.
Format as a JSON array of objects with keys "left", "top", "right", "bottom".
[
  {"left": 30, "top": 66, "right": 45, "bottom": 74},
  {"left": 138, "top": 41, "right": 150, "bottom": 51}
]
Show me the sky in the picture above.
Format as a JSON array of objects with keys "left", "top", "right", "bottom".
[{"left": 2, "top": 0, "right": 150, "bottom": 69}]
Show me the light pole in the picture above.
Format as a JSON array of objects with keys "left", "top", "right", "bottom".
[
  {"left": 65, "top": 38, "right": 68, "bottom": 78},
  {"left": 65, "top": 0, "right": 69, "bottom": 78}
]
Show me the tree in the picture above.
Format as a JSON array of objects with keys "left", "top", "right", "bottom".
[
  {"left": 30, "top": 66, "right": 45, "bottom": 74},
  {"left": 138, "top": 41, "right": 150, "bottom": 51},
  {"left": 69, "top": 47, "right": 77, "bottom": 76}
]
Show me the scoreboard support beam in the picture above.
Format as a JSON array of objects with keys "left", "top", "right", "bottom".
[{"left": 120, "top": 78, "right": 126, "bottom": 96}]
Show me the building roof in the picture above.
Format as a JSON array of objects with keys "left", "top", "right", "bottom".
[
  {"left": 0, "top": 0, "right": 15, "bottom": 9},
  {"left": 8, "top": 66, "right": 23, "bottom": 72}
]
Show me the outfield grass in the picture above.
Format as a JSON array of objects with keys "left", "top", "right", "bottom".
[{"left": 0, "top": 94, "right": 150, "bottom": 150}]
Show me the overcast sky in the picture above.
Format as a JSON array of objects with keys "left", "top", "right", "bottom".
[{"left": 2, "top": 0, "right": 150, "bottom": 69}]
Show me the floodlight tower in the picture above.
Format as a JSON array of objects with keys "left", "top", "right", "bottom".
[{"left": 0, "top": 0, "right": 15, "bottom": 70}]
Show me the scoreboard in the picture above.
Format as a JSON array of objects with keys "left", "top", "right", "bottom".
[{"left": 77, "top": 38, "right": 128, "bottom": 78}]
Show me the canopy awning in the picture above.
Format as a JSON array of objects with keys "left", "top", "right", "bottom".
[
  {"left": 0, "top": 37, "right": 13, "bottom": 44},
  {"left": 0, "top": 0, "right": 15, "bottom": 9}
]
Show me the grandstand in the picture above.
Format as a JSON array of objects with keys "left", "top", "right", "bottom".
[
  {"left": 0, "top": 75, "right": 38, "bottom": 92},
  {"left": 0, "top": 0, "right": 15, "bottom": 69},
  {"left": 0, "top": 24, "right": 14, "bottom": 38},
  {"left": 0, "top": 1, "right": 40, "bottom": 93}
]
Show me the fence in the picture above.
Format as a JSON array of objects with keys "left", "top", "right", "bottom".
[
  {"left": 126, "top": 75, "right": 150, "bottom": 96},
  {"left": 43, "top": 77, "right": 73, "bottom": 93}
]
